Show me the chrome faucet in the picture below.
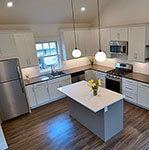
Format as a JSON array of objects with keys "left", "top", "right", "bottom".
[{"left": 50, "top": 64, "right": 57, "bottom": 74}]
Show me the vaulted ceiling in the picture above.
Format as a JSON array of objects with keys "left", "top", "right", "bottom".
[{"left": 0, "top": 0, "right": 109, "bottom": 24}]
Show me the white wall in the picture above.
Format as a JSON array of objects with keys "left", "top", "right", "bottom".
[{"left": 92, "top": 0, "right": 149, "bottom": 27}]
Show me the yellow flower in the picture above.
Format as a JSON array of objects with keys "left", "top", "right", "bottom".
[
  {"left": 93, "top": 83, "right": 96, "bottom": 86},
  {"left": 91, "top": 80, "right": 94, "bottom": 83},
  {"left": 88, "top": 84, "right": 90, "bottom": 87},
  {"left": 88, "top": 80, "right": 91, "bottom": 84},
  {"left": 98, "top": 80, "right": 101, "bottom": 86},
  {"left": 90, "top": 89, "right": 93, "bottom": 92}
]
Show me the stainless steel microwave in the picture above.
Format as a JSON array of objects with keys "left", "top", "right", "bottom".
[{"left": 110, "top": 41, "right": 128, "bottom": 55}]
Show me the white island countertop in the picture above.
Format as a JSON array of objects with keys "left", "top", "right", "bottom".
[{"left": 58, "top": 81, "right": 125, "bottom": 113}]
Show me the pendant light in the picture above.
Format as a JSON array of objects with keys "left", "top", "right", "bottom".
[
  {"left": 71, "top": 0, "right": 81, "bottom": 58},
  {"left": 95, "top": 0, "right": 106, "bottom": 62}
]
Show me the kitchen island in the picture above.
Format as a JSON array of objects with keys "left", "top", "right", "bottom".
[{"left": 58, "top": 81, "right": 125, "bottom": 142}]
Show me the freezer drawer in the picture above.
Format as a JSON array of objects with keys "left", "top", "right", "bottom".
[{"left": 0, "top": 80, "right": 29, "bottom": 121}]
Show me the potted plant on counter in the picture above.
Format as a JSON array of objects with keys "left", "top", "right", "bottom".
[{"left": 89, "top": 57, "right": 95, "bottom": 65}]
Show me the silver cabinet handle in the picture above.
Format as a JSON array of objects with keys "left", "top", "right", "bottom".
[
  {"left": 126, "top": 95, "right": 133, "bottom": 99},
  {"left": 140, "top": 84, "right": 149, "bottom": 89},
  {"left": 126, "top": 87, "right": 133, "bottom": 91}
]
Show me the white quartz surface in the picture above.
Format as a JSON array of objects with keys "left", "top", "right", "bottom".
[
  {"left": 58, "top": 81, "right": 125, "bottom": 113},
  {"left": 0, "top": 125, "right": 8, "bottom": 150}
]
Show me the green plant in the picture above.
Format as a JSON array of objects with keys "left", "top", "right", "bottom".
[{"left": 89, "top": 57, "right": 95, "bottom": 65}]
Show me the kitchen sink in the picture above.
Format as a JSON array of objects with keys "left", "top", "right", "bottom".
[{"left": 50, "top": 71, "right": 67, "bottom": 77}]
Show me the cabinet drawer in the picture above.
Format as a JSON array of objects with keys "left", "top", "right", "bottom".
[
  {"left": 48, "top": 75, "right": 71, "bottom": 84},
  {"left": 122, "top": 90, "right": 137, "bottom": 103},
  {"left": 138, "top": 82, "right": 149, "bottom": 89},
  {"left": 122, "top": 83, "right": 138, "bottom": 94},
  {"left": 122, "top": 78, "right": 138, "bottom": 86},
  {"left": 33, "top": 82, "right": 48, "bottom": 88}
]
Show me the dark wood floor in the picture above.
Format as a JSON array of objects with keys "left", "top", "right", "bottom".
[{"left": 2, "top": 99, "right": 149, "bottom": 150}]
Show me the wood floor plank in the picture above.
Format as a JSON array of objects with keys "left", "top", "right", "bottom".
[{"left": 2, "top": 99, "right": 149, "bottom": 150}]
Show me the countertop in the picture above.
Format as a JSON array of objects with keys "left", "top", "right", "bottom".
[
  {"left": 58, "top": 81, "right": 125, "bottom": 113},
  {"left": 24, "top": 65, "right": 113, "bottom": 86},
  {"left": 24, "top": 64, "right": 149, "bottom": 86},
  {"left": 123, "top": 72, "right": 149, "bottom": 84}
]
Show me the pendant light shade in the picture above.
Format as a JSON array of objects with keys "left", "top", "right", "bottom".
[
  {"left": 95, "top": 50, "right": 106, "bottom": 62},
  {"left": 95, "top": 0, "right": 106, "bottom": 62},
  {"left": 72, "top": 48, "right": 82, "bottom": 58},
  {"left": 71, "top": 0, "right": 81, "bottom": 58}
]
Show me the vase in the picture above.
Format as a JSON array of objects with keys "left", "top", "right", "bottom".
[{"left": 93, "top": 88, "right": 98, "bottom": 96}]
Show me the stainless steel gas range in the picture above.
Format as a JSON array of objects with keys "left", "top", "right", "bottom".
[{"left": 106, "top": 63, "right": 133, "bottom": 93}]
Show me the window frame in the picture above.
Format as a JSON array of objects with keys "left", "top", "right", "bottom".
[{"left": 35, "top": 41, "right": 62, "bottom": 72}]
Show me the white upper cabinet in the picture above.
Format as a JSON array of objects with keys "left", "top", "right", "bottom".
[
  {"left": 61, "top": 29, "right": 98, "bottom": 60},
  {"left": 100, "top": 28, "right": 111, "bottom": 58},
  {"left": 84, "top": 30, "right": 95, "bottom": 56},
  {"left": 61, "top": 30, "right": 75, "bottom": 60},
  {"left": 110, "top": 28, "right": 128, "bottom": 41},
  {"left": 128, "top": 26, "right": 146, "bottom": 62},
  {"left": 0, "top": 32, "right": 17, "bottom": 59},
  {"left": 92, "top": 29, "right": 99, "bottom": 55},
  {"left": 14, "top": 32, "right": 38, "bottom": 68}
]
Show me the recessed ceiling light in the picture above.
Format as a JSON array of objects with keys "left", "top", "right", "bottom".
[
  {"left": 81, "top": 7, "right": 86, "bottom": 12},
  {"left": 7, "top": 2, "right": 13, "bottom": 7}
]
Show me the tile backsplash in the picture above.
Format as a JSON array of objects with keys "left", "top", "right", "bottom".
[
  {"left": 22, "top": 57, "right": 149, "bottom": 80},
  {"left": 22, "top": 57, "right": 90, "bottom": 79}
]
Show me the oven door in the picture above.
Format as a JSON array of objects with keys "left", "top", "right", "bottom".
[{"left": 106, "top": 77, "right": 122, "bottom": 93}]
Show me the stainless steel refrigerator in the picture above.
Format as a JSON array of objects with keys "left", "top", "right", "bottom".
[{"left": 0, "top": 59, "right": 29, "bottom": 121}]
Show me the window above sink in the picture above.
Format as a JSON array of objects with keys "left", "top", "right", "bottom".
[{"left": 35, "top": 41, "right": 62, "bottom": 73}]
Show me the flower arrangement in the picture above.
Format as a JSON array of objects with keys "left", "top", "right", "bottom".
[
  {"left": 88, "top": 79, "right": 101, "bottom": 96},
  {"left": 25, "top": 73, "right": 30, "bottom": 80},
  {"left": 89, "top": 57, "right": 95, "bottom": 65}
]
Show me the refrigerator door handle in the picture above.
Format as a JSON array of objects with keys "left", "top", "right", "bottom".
[{"left": 16, "top": 65, "right": 25, "bottom": 93}]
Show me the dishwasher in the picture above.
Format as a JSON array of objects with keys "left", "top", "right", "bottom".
[{"left": 71, "top": 71, "right": 85, "bottom": 83}]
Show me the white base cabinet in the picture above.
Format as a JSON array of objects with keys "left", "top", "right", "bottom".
[
  {"left": 33, "top": 82, "right": 50, "bottom": 105},
  {"left": 138, "top": 82, "right": 149, "bottom": 109},
  {"left": 48, "top": 76, "right": 72, "bottom": 100},
  {"left": 85, "top": 70, "right": 106, "bottom": 88},
  {"left": 122, "top": 78, "right": 149, "bottom": 110},
  {"left": 25, "top": 75, "right": 72, "bottom": 109}
]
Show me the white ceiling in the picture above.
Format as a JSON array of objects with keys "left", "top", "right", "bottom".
[{"left": 0, "top": 0, "right": 109, "bottom": 24}]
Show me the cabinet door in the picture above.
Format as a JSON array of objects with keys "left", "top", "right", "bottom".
[
  {"left": 25, "top": 85, "right": 37, "bottom": 108},
  {"left": 0, "top": 33, "right": 17, "bottom": 59},
  {"left": 84, "top": 30, "right": 94, "bottom": 56},
  {"left": 34, "top": 85, "right": 50, "bottom": 105},
  {"left": 48, "top": 79, "right": 71, "bottom": 100},
  {"left": 63, "top": 30, "right": 74, "bottom": 60},
  {"left": 100, "top": 28, "right": 111, "bottom": 58},
  {"left": 138, "top": 83, "right": 149, "bottom": 109},
  {"left": 77, "top": 30, "right": 86, "bottom": 57},
  {"left": 24, "top": 33, "right": 38, "bottom": 67},
  {"left": 92, "top": 29, "right": 99, "bottom": 55},
  {"left": 128, "top": 26, "right": 146, "bottom": 62},
  {"left": 14, "top": 33, "right": 38, "bottom": 68},
  {"left": 111, "top": 28, "right": 128, "bottom": 41}
]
